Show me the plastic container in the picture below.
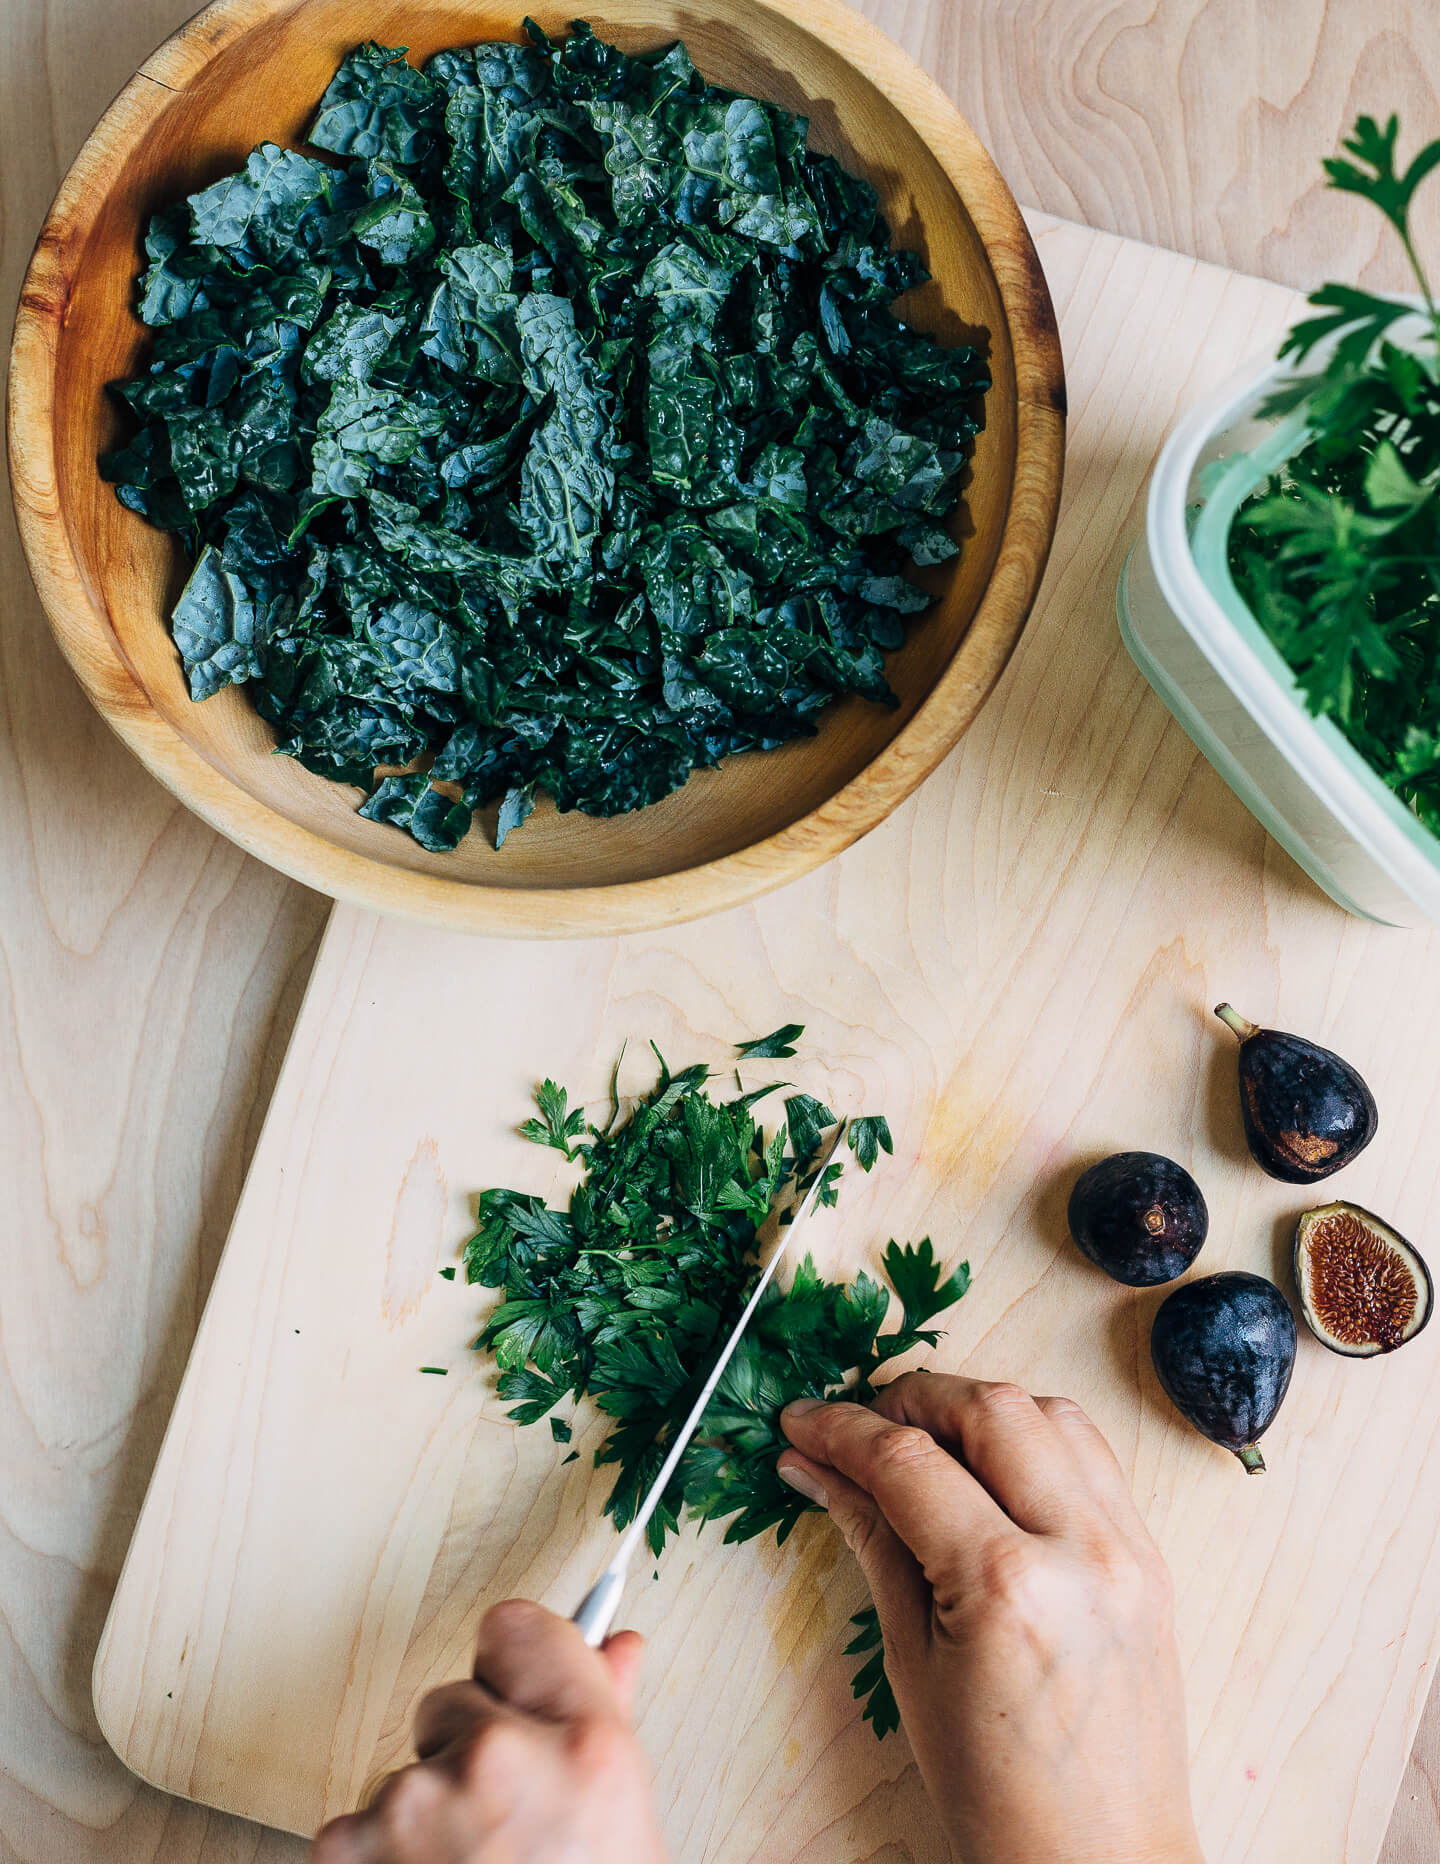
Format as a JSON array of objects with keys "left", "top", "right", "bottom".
[{"left": 1117, "top": 324, "right": 1440, "bottom": 928}]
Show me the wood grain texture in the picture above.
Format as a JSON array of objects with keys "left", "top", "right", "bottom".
[
  {"left": 863, "top": 0, "right": 1440, "bottom": 305},
  {"left": 6, "top": 2, "right": 1440, "bottom": 1862},
  {"left": 95, "top": 215, "right": 1440, "bottom": 1863},
  {"left": 0, "top": 11, "right": 321, "bottom": 1862},
  {"left": 8, "top": 0, "right": 1063, "bottom": 938}
]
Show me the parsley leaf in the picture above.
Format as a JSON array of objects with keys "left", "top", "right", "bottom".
[
  {"left": 461, "top": 1034, "right": 970, "bottom": 1735},
  {"left": 519, "top": 1078, "right": 588, "bottom": 1158},
  {"left": 848, "top": 1114, "right": 893, "bottom": 1171},
  {"left": 735, "top": 1023, "right": 805, "bottom": 1059},
  {"left": 783, "top": 1091, "right": 836, "bottom": 1163},
  {"left": 844, "top": 1607, "right": 900, "bottom": 1739},
  {"left": 880, "top": 1239, "right": 972, "bottom": 1347},
  {"left": 1322, "top": 114, "right": 1440, "bottom": 254}
]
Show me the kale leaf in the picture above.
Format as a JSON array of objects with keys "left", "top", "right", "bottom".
[
  {"left": 102, "top": 21, "right": 988, "bottom": 849},
  {"left": 460, "top": 1036, "right": 969, "bottom": 1736}
]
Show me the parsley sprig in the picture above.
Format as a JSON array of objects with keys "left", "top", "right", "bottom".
[
  {"left": 462, "top": 1039, "right": 968, "bottom": 1737},
  {"left": 1228, "top": 115, "right": 1440, "bottom": 831}
]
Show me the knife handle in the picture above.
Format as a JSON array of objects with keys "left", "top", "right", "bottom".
[{"left": 571, "top": 1563, "right": 627, "bottom": 1647}]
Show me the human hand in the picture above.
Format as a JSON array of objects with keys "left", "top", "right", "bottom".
[
  {"left": 311, "top": 1599, "right": 669, "bottom": 1864},
  {"left": 779, "top": 1374, "right": 1203, "bottom": 1864}
]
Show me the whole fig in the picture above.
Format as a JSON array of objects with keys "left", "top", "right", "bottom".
[
  {"left": 1068, "top": 1152, "right": 1208, "bottom": 1286},
  {"left": 1215, "top": 1003, "right": 1376, "bottom": 1183}
]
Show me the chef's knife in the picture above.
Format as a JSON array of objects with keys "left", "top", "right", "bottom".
[{"left": 571, "top": 1120, "right": 848, "bottom": 1646}]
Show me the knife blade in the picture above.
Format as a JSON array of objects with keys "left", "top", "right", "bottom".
[{"left": 571, "top": 1120, "right": 848, "bottom": 1646}]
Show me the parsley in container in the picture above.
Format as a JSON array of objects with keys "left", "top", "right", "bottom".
[{"left": 1118, "top": 116, "right": 1440, "bottom": 927}]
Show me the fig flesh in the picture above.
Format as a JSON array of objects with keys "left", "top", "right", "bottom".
[
  {"left": 1215, "top": 1003, "right": 1377, "bottom": 1183},
  {"left": 1068, "top": 1152, "right": 1209, "bottom": 1286},
  {"left": 1150, "top": 1271, "right": 1296, "bottom": 1473},
  {"left": 1294, "top": 1201, "right": 1432, "bottom": 1356}
]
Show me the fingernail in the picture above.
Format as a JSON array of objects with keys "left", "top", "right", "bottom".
[
  {"left": 782, "top": 1397, "right": 823, "bottom": 1420},
  {"left": 778, "top": 1463, "right": 828, "bottom": 1508}
]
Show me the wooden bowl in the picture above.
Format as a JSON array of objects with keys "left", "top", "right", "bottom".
[{"left": 9, "top": 0, "right": 1064, "bottom": 937}]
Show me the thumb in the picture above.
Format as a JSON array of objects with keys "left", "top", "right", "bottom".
[
  {"left": 776, "top": 1450, "right": 932, "bottom": 1649},
  {"left": 473, "top": 1599, "right": 627, "bottom": 1724}
]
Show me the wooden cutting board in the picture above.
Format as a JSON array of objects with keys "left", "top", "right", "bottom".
[{"left": 92, "top": 208, "right": 1440, "bottom": 1863}]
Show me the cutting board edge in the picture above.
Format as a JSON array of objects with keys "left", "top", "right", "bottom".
[{"left": 91, "top": 904, "right": 381, "bottom": 1822}]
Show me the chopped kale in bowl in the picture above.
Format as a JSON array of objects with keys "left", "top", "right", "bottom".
[{"left": 102, "top": 20, "right": 989, "bottom": 851}]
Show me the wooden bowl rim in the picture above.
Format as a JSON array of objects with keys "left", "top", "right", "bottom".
[{"left": 8, "top": 0, "right": 1064, "bottom": 938}]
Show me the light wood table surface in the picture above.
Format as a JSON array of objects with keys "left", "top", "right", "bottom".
[{"left": 2, "top": 3, "right": 1437, "bottom": 1861}]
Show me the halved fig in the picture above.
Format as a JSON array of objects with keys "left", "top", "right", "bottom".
[{"left": 1294, "top": 1202, "right": 1432, "bottom": 1356}]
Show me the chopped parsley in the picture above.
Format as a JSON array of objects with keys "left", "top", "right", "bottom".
[
  {"left": 734, "top": 1022, "right": 805, "bottom": 1059},
  {"left": 464, "top": 1038, "right": 969, "bottom": 1736}
]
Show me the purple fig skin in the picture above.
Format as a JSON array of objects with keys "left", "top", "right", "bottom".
[
  {"left": 1068, "top": 1152, "right": 1209, "bottom": 1287},
  {"left": 1150, "top": 1271, "right": 1297, "bottom": 1474},
  {"left": 1215, "top": 1004, "right": 1377, "bottom": 1184}
]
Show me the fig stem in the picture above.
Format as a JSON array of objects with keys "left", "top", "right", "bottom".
[
  {"left": 1214, "top": 1003, "right": 1258, "bottom": 1043},
  {"left": 1235, "top": 1444, "right": 1267, "bottom": 1475}
]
